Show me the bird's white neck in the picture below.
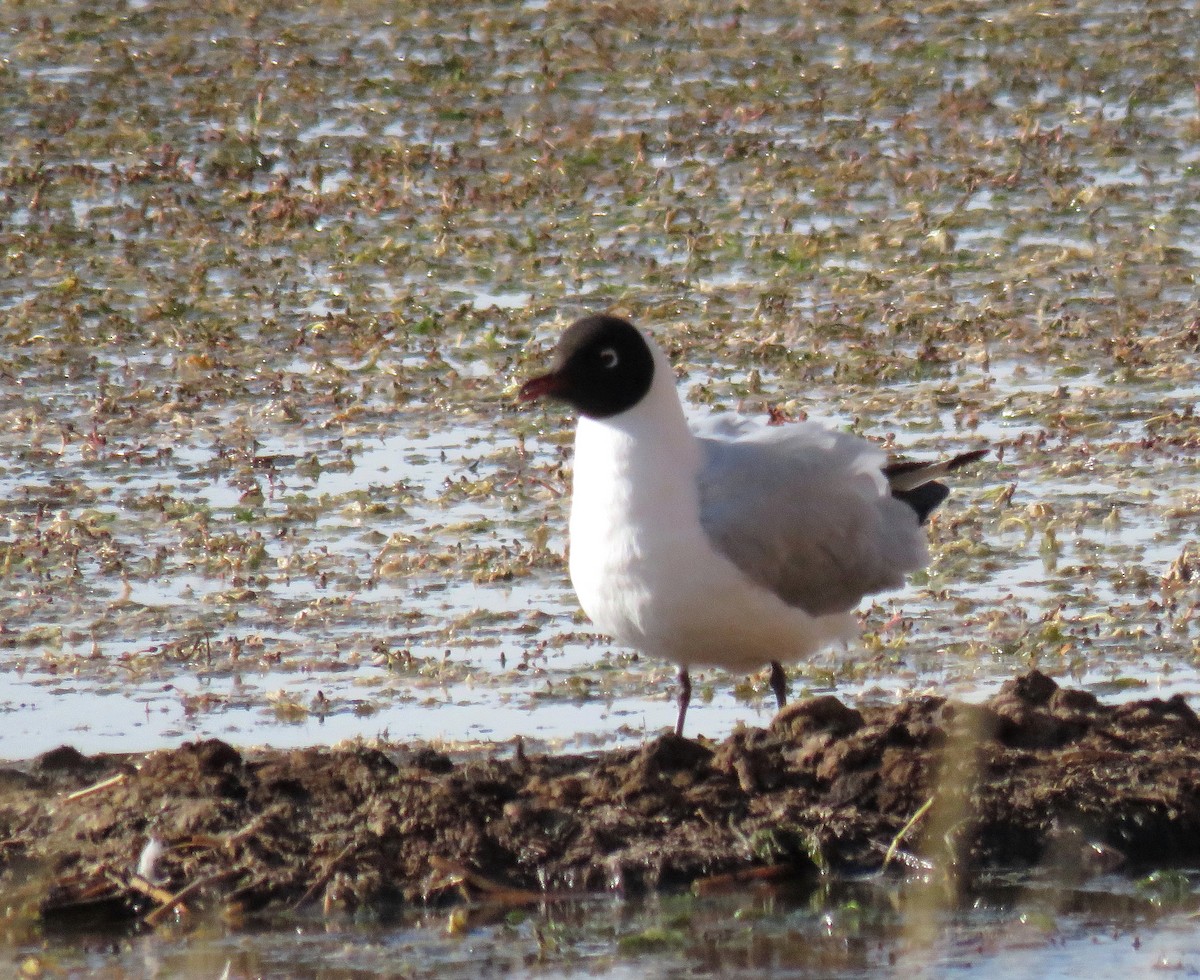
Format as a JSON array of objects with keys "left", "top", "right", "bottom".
[{"left": 569, "top": 342, "right": 702, "bottom": 522}]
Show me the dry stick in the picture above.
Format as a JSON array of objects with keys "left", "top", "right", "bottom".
[
  {"left": 290, "top": 841, "right": 359, "bottom": 911},
  {"left": 223, "top": 805, "right": 287, "bottom": 848},
  {"left": 143, "top": 869, "right": 242, "bottom": 928},
  {"left": 693, "top": 864, "right": 794, "bottom": 897},
  {"left": 51, "top": 873, "right": 120, "bottom": 905},
  {"left": 428, "top": 856, "right": 573, "bottom": 905},
  {"left": 121, "top": 873, "right": 176, "bottom": 906},
  {"left": 881, "top": 797, "right": 935, "bottom": 873},
  {"left": 61, "top": 772, "right": 128, "bottom": 803}
]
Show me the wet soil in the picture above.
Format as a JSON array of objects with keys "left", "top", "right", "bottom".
[{"left": 3, "top": 671, "right": 1200, "bottom": 933}]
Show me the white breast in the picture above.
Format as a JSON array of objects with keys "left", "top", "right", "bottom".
[{"left": 566, "top": 347, "right": 857, "bottom": 673}]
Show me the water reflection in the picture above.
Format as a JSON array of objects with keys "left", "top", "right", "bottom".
[{"left": 14, "top": 875, "right": 1200, "bottom": 978}]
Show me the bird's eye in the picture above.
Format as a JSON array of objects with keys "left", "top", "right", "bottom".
[{"left": 599, "top": 347, "right": 619, "bottom": 369}]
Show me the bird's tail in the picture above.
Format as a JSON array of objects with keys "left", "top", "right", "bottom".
[
  {"left": 884, "top": 448, "right": 988, "bottom": 524},
  {"left": 883, "top": 448, "right": 989, "bottom": 492}
]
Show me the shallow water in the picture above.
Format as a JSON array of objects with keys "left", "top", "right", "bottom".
[
  {"left": 4, "top": 350, "right": 1199, "bottom": 756},
  {"left": 12, "top": 876, "right": 1200, "bottom": 978}
]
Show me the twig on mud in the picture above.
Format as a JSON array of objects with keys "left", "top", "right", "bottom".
[
  {"left": 119, "top": 873, "right": 176, "bottom": 907},
  {"left": 693, "top": 864, "right": 797, "bottom": 896},
  {"left": 61, "top": 772, "right": 127, "bottom": 803},
  {"left": 427, "top": 856, "right": 558, "bottom": 905},
  {"left": 53, "top": 872, "right": 119, "bottom": 905},
  {"left": 143, "top": 868, "right": 242, "bottom": 928},
  {"left": 290, "top": 841, "right": 359, "bottom": 911},
  {"left": 881, "top": 797, "right": 934, "bottom": 872},
  {"left": 224, "top": 804, "right": 288, "bottom": 849}
]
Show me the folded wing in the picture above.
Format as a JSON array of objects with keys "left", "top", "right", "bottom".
[{"left": 696, "top": 418, "right": 982, "bottom": 616}]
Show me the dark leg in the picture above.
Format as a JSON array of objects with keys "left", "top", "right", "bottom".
[
  {"left": 769, "top": 661, "right": 788, "bottom": 709},
  {"left": 675, "top": 666, "right": 691, "bottom": 737}
]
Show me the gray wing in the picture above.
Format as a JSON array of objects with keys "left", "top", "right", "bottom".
[{"left": 695, "top": 417, "right": 929, "bottom": 616}]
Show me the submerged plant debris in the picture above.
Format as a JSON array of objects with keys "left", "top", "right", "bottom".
[{"left": 3, "top": 671, "right": 1200, "bottom": 939}]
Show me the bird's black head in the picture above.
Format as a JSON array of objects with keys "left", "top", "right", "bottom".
[{"left": 519, "top": 315, "right": 656, "bottom": 419}]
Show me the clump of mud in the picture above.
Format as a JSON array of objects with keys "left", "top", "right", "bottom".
[{"left": 3, "top": 671, "right": 1199, "bottom": 931}]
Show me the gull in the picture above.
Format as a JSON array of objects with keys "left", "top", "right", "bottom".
[{"left": 520, "top": 315, "right": 986, "bottom": 736}]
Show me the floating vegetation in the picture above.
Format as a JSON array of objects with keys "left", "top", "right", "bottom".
[{"left": 0, "top": 0, "right": 1198, "bottom": 758}]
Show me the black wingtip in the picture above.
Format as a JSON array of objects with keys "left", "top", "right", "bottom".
[
  {"left": 945, "top": 447, "right": 989, "bottom": 471},
  {"left": 882, "top": 447, "right": 989, "bottom": 481},
  {"left": 887, "top": 447, "right": 987, "bottom": 524},
  {"left": 893, "top": 481, "right": 951, "bottom": 525}
]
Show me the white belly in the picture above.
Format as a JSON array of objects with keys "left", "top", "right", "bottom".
[{"left": 567, "top": 418, "right": 857, "bottom": 672}]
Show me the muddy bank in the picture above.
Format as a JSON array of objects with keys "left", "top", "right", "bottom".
[{"left": 3, "top": 671, "right": 1200, "bottom": 930}]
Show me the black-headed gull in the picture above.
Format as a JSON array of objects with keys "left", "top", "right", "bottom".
[{"left": 520, "top": 315, "right": 986, "bottom": 736}]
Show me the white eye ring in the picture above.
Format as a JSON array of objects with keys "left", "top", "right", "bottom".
[{"left": 600, "top": 347, "right": 619, "bottom": 369}]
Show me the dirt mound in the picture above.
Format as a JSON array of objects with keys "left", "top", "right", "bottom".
[{"left": 4, "top": 671, "right": 1199, "bottom": 930}]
